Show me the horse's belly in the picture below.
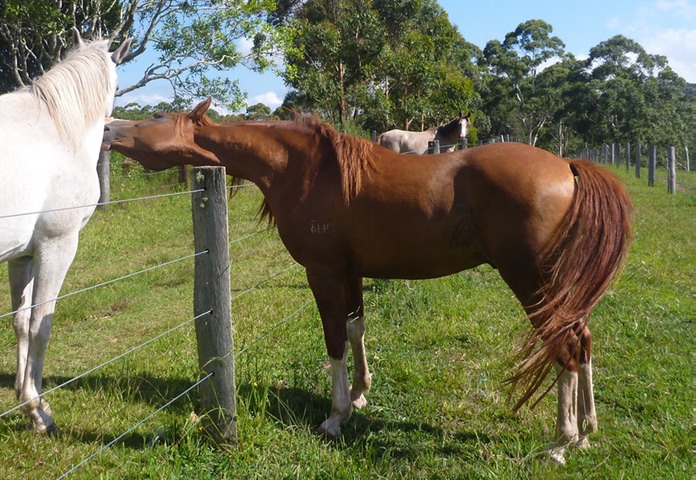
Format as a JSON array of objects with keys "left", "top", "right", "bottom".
[
  {"left": 0, "top": 218, "right": 36, "bottom": 262},
  {"left": 350, "top": 233, "right": 487, "bottom": 280}
]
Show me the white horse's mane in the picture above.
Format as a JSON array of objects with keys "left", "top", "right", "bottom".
[{"left": 30, "top": 39, "right": 113, "bottom": 147}]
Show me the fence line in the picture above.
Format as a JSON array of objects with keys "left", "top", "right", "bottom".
[
  {"left": 0, "top": 251, "right": 208, "bottom": 321},
  {"left": 0, "top": 189, "right": 204, "bottom": 220},
  {"left": 0, "top": 166, "right": 316, "bottom": 477},
  {"left": 577, "top": 142, "right": 690, "bottom": 194},
  {"left": 56, "top": 371, "right": 214, "bottom": 480},
  {"left": 236, "top": 299, "right": 314, "bottom": 358},
  {"left": 0, "top": 310, "right": 211, "bottom": 420}
]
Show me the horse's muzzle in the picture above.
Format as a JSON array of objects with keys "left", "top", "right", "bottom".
[{"left": 101, "top": 125, "right": 113, "bottom": 151}]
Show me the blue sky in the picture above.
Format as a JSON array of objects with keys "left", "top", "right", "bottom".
[{"left": 116, "top": 0, "right": 696, "bottom": 111}]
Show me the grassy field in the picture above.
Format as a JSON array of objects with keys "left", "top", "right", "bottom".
[{"left": 0, "top": 161, "right": 693, "bottom": 479}]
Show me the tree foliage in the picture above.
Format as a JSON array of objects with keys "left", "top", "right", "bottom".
[
  {"left": 279, "top": 0, "right": 480, "bottom": 133},
  {"left": 0, "top": 0, "right": 279, "bottom": 110},
  {"left": 1, "top": 1, "right": 692, "bottom": 155}
]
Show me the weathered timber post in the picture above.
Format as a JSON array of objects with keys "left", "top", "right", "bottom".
[
  {"left": 625, "top": 142, "right": 631, "bottom": 172},
  {"left": 458, "top": 138, "right": 468, "bottom": 150},
  {"left": 192, "top": 166, "right": 237, "bottom": 445},
  {"left": 371, "top": 130, "right": 377, "bottom": 142},
  {"left": 667, "top": 147, "right": 676, "bottom": 194},
  {"left": 97, "top": 150, "right": 110, "bottom": 208},
  {"left": 614, "top": 143, "right": 621, "bottom": 168},
  {"left": 428, "top": 139, "right": 440, "bottom": 154},
  {"left": 648, "top": 146, "right": 656, "bottom": 187},
  {"left": 635, "top": 143, "right": 641, "bottom": 178}
]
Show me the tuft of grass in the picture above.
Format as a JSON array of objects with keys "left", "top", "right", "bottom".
[{"left": 0, "top": 166, "right": 693, "bottom": 479}]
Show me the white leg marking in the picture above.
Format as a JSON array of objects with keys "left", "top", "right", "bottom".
[
  {"left": 318, "top": 346, "right": 351, "bottom": 438},
  {"left": 347, "top": 313, "right": 371, "bottom": 409},
  {"left": 577, "top": 359, "right": 597, "bottom": 449},
  {"left": 549, "top": 364, "right": 579, "bottom": 465}
]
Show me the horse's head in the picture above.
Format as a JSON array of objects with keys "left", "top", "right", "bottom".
[
  {"left": 435, "top": 112, "right": 471, "bottom": 145},
  {"left": 103, "top": 98, "right": 220, "bottom": 170},
  {"left": 456, "top": 112, "right": 471, "bottom": 139}
]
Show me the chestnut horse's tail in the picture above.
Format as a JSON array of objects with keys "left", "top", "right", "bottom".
[{"left": 509, "top": 160, "right": 633, "bottom": 411}]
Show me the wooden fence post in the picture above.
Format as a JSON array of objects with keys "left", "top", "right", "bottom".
[
  {"left": 625, "top": 142, "right": 630, "bottom": 172},
  {"left": 648, "top": 145, "right": 656, "bottom": 187},
  {"left": 635, "top": 143, "right": 641, "bottom": 178},
  {"left": 667, "top": 146, "right": 676, "bottom": 194},
  {"left": 458, "top": 138, "right": 468, "bottom": 150},
  {"left": 192, "top": 166, "right": 237, "bottom": 445},
  {"left": 97, "top": 150, "right": 110, "bottom": 208},
  {"left": 428, "top": 139, "right": 440, "bottom": 154}
]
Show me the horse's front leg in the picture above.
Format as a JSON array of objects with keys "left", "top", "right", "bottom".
[
  {"left": 306, "top": 269, "right": 352, "bottom": 438},
  {"left": 344, "top": 276, "right": 371, "bottom": 409},
  {"left": 17, "top": 237, "right": 78, "bottom": 434}
]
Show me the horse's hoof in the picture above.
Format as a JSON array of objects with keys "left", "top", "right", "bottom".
[
  {"left": 575, "top": 436, "right": 591, "bottom": 449},
  {"left": 27, "top": 407, "right": 57, "bottom": 435},
  {"left": 351, "top": 394, "right": 368, "bottom": 409},
  {"left": 548, "top": 446, "right": 567, "bottom": 465},
  {"left": 317, "top": 420, "right": 341, "bottom": 439},
  {"left": 28, "top": 419, "right": 57, "bottom": 435}
]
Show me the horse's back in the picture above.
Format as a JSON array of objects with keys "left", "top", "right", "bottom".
[{"left": 376, "top": 130, "right": 405, "bottom": 153}]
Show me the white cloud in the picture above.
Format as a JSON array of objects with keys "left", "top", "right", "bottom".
[
  {"left": 238, "top": 37, "right": 254, "bottom": 57},
  {"left": 116, "top": 90, "right": 172, "bottom": 107},
  {"left": 641, "top": 27, "right": 696, "bottom": 82},
  {"left": 249, "top": 91, "right": 284, "bottom": 110},
  {"left": 655, "top": 0, "right": 696, "bottom": 18}
]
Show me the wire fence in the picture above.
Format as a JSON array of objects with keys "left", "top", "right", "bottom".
[{"left": 0, "top": 178, "right": 313, "bottom": 478}]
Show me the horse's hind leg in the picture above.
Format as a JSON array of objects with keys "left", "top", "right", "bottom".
[
  {"left": 345, "top": 277, "right": 371, "bottom": 409},
  {"left": 549, "top": 363, "right": 579, "bottom": 465},
  {"left": 577, "top": 327, "right": 597, "bottom": 448}
]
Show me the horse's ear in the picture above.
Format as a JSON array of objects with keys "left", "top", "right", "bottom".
[
  {"left": 111, "top": 38, "right": 132, "bottom": 65},
  {"left": 72, "top": 28, "right": 84, "bottom": 49},
  {"left": 189, "top": 98, "right": 213, "bottom": 121}
]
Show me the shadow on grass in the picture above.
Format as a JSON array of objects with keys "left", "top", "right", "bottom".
[
  {"left": 0, "top": 371, "right": 197, "bottom": 445},
  {"left": 237, "top": 382, "right": 494, "bottom": 460},
  {"left": 1, "top": 373, "right": 495, "bottom": 458}
]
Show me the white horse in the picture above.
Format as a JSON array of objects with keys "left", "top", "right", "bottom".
[
  {"left": 0, "top": 34, "right": 131, "bottom": 433},
  {"left": 376, "top": 113, "right": 470, "bottom": 154}
]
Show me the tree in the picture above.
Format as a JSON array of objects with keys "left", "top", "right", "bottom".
[
  {"left": 279, "top": 0, "right": 480, "bottom": 132},
  {"left": 282, "top": 0, "right": 386, "bottom": 125},
  {"left": 0, "top": 0, "right": 279, "bottom": 110},
  {"left": 482, "top": 19, "right": 566, "bottom": 145}
]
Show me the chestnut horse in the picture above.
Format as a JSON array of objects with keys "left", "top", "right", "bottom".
[
  {"left": 103, "top": 99, "right": 632, "bottom": 464},
  {"left": 376, "top": 113, "right": 470, "bottom": 154}
]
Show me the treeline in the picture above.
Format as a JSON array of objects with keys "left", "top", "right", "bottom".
[
  {"left": 270, "top": 1, "right": 694, "bottom": 158},
  {"left": 5, "top": 0, "right": 691, "bottom": 157}
]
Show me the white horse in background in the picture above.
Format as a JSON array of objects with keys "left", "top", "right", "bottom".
[
  {"left": 0, "top": 33, "right": 131, "bottom": 433},
  {"left": 376, "top": 113, "right": 470, "bottom": 154}
]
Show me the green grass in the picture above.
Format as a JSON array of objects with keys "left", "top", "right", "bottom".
[{"left": 0, "top": 163, "right": 693, "bottom": 479}]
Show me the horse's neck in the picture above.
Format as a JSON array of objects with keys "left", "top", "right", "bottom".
[{"left": 200, "top": 123, "right": 311, "bottom": 190}]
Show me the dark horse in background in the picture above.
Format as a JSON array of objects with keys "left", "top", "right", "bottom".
[
  {"left": 103, "top": 99, "right": 632, "bottom": 464},
  {"left": 377, "top": 113, "right": 470, "bottom": 154}
]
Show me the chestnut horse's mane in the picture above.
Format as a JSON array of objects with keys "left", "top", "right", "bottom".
[{"left": 216, "top": 115, "right": 376, "bottom": 225}]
